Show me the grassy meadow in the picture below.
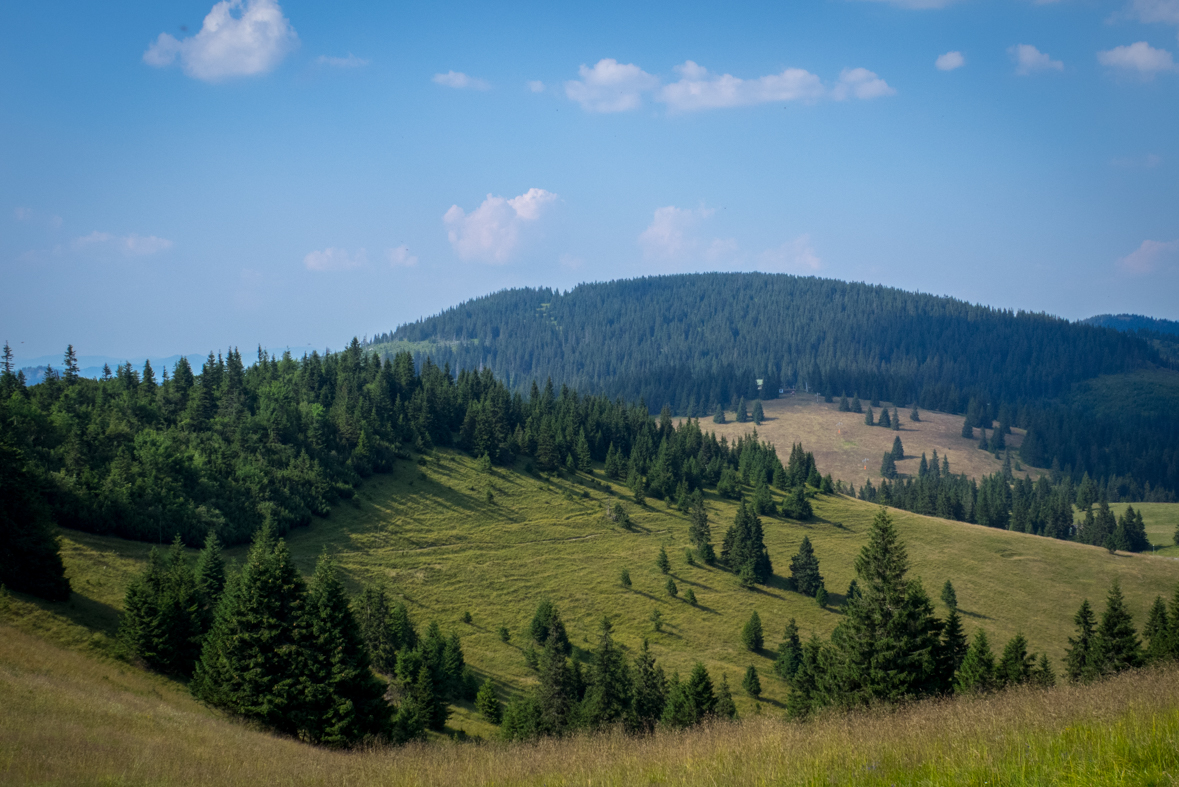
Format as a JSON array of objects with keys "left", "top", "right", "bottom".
[
  {"left": 1093, "top": 502, "right": 1179, "bottom": 558},
  {"left": 3, "top": 619, "right": 1179, "bottom": 786},
  {"left": 4, "top": 447, "right": 1179, "bottom": 744},
  {"left": 699, "top": 397, "right": 1033, "bottom": 489}
]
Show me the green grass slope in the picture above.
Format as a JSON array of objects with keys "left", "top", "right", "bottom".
[
  {"left": 3, "top": 615, "right": 1179, "bottom": 786},
  {"left": 5, "top": 450, "right": 1179, "bottom": 742}
]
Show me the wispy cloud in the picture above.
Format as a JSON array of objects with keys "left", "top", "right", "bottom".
[
  {"left": 657, "top": 61, "right": 825, "bottom": 111},
  {"left": 14, "top": 207, "right": 63, "bottom": 228},
  {"left": 527, "top": 80, "right": 546, "bottom": 93},
  {"left": 144, "top": 0, "right": 298, "bottom": 82},
  {"left": 936, "top": 51, "right": 966, "bottom": 71},
  {"left": 433, "top": 71, "right": 491, "bottom": 90},
  {"left": 757, "top": 235, "right": 822, "bottom": 272},
  {"left": 1010, "top": 44, "right": 1064, "bottom": 75},
  {"left": 315, "top": 53, "right": 368, "bottom": 68},
  {"left": 1098, "top": 42, "right": 1176, "bottom": 76},
  {"left": 1118, "top": 239, "right": 1179, "bottom": 273},
  {"left": 387, "top": 245, "right": 418, "bottom": 267},
  {"left": 304, "top": 247, "right": 366, "bottom": 271},
  {"left": 444, "top": 188, "right": 558, "bottom": 263},
  {"left": 74, "top": 231, "right": 173, "bottom": 256}
]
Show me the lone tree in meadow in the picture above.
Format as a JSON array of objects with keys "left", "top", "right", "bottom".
[
  {"left": 742, "top": 611, "right": 764, "bottom": 652},
  {"left": 940, "top": 579, "right": 957, "bottom": 612},
  {"left": 657, "top": 546, "right": 671, "bottom": 574},
  {"left": 789, "top": 536, "right": 824, "bottom": 597},
  {"left": 891, "top": 436, "right": 904, "bottom": 460},
  {"left": 742, "top": 665, "right": 762, "bottom": 698},
  {"left": 752, "top": 400, "right": 764, "bottom": 425}
]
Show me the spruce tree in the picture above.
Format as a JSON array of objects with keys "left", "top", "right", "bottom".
[
  {"left": 1092, "top": 578, "right": 1141, "bottom": 676},
  {"left": 476, "top": 678, "right": 503, "bottom": 724},
  {"left": 1065, "top": 599, "right": 1098, "bottom": 683},
  {"left": 824, "top": 508, "right": 942, "bottom": 706},
  {"left": 535, "top": 630, "right": 574, "bottom": 736},
  {"left": 891, "top": 436, "right": 904, "bottom": 460},
  {"left": 620, "top": 568, "right": 632, "bottom": 588},
  {"left": 961, "top": 419, "right": 974, "bottom": 439},
  {"left": 666, "top": 577, "right": 678, "bottom": 598},
  {"left": 1143, "top": 597, "right": 1170, "bottom": 663},
  {"left": 684, "top": 588, "right": 697, "bottom": 606},
  {"left": 716, "top": 674, "right": 738, "bottom": 719},
  {"left": 629, "top": 639, "right": 667, "bottom": 733},
  {"left": 194, "top": 530, "right": 226, "bottom": 609},
  {"left": 838, "top": 394, "right": 850, "bottom": 412},
  {"left": 752, "top": 400, "right": 764, "bottom": 425},
  {"left": 996, "top": 633, "right": 1033, "bottom": 687},
  {"left": 880, "top": 452, "right": 897, "bottom": 480},
  {"left": 529, "top": 599, "right": 571, "bottom": 655},
  {"left": 815, "top": 586, "right": 829, "bottom": 607},
  {"left": 0, "top": 440, "right": 70, "bottom": 601},
  {"left": 722, "top": 500, "right": 773, "bottom": 583},
  {"left": 742, "top": 610, "right": 764, "bottom": 651},
  {"left": 910, "top": 404, "right": 920, "bottom": 422},
  {"left": 735, "top": 398, "right": 748, "bottom": 423},
  {"left": 302, "top": 553, "right": 392, "bottom": 746},
  {"left": 954, "top": 629, "right": 995, "bottom": 694},
  {"left": 879, "top": 407, "right": 891, "bottom": 428},
  {"left": 581, "top": 618, "right": 633, "bottom": 729},
  {"left": 938, "top": 609, "right": 968, "bottom": 691},
  {"left": 851, "top": 395, "right": 862, "bottom": 413},
  {"left": 892, "top": 408, "right": 901, "bottom": 431},
  {"left": 657, "top": 546, "right": 671, "bottom": 574},
  {"left": 685, "top": 662, "right": 718, "bottom": 720},
  {"left": 785, "top": 635, "right": 823, "bottom": 720},
  {"left": 1033, "top": 652, "right": 1056, "bottom": 688},
  {"left": 864, "top": 406, "right": 875, "bottom": 426},
  {"left": 191, "top": 526, "right": 312, "bottom": 737},
  {"left": 356, "top": 585, "right": 399, "bottom": 674},
  {"left": 713, "top": 405, "right": 726, "bottom": 424},
  {"left": 940, "top": 579, "right": 957, "bottom": 611},
  {"left": 789, "top": 536, "right": 824, "bottom": 597},
  {"left": 774, "top": 618, "right": 803, "bottom": 683}
]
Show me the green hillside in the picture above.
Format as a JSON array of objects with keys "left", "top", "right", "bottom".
[{"left": 6, "top": 450, "right": 1179, "bottom": 742}]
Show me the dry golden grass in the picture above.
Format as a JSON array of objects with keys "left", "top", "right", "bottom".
[
  {"left": 2, "top": 621, "right": 1178, "bottom": 786},
  {"left": 699, "top": 397, "right": 1034, "bottom": 488}
]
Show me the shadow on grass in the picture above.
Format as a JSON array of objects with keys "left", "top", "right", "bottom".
[{"left": 958, "top": 608, "right": 993, "bottom": 620}]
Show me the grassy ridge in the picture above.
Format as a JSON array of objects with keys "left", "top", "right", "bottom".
[
  {"left": 2, "top": 621, "right": 1178, "bottom": 786},
  {"left": 5, "top": 449, "right": 1179, "bottom": 742}
]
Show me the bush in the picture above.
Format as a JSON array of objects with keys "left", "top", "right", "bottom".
[
  {"left": 620, "top": 568, "right": 632, "bottom": 588},
  {"left": 684, "top": 588, "right": 697, "bottom": 606},
  {"left": 666, "top": 577, "right": 678, "bottom": 598},
  {"left": 498, "top": 625, "right": 511, "bottom": 643}
]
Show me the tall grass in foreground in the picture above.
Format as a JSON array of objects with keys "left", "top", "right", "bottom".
[{"left": 2, "top": 624, "right": 1178, "bottom": 786}]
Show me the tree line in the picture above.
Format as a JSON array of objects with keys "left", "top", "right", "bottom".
[
  {"left": 371, "top": 273, "right": 1178, "bottom": 496},
  {"left": 1, "top": 340, "right": 829, "bottom": 600}
]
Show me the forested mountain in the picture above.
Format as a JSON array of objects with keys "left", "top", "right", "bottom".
[
  {"left": 1083, "top": 314, "right": 1179, "bottom": 337},
  {"left": 371, "top": 273, "right": 1179, "bottom": 495}
]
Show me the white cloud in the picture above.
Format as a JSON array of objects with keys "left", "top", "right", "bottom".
[
  {"left": 565, "top": 59, "right": 660, "bottom": 112},
  {"left": 1126, "top": 0, "right": 1179, "bottom": 25},
  {"left": 433, "top": 71, "right": 491, "bottom": 90},
  {"left": 658, "top": 61, "right": 825, "bottom": 110},
  {"left": 443, "top": 188, "right": 558, "bottom": 263},
  {"left": 757, "top": 235, "right": 822, "bottom": 272},
  {"left": 638, "top": 206, "right": 714, "bottom": 260},
  {"left": 304, "top": 247, "right": 366, "bottom": 271},
  {"left": 315, "top": 53, "right": 368, "bottom": 68},
  {"left": 143, "top": 0, "right": 298, "bottom": 82},
  {"left": 1098, "top": 42, "right": 1176, "bottom": 75},
  {"left": 1110, "top": 153, "right": 1163, "bottom": 168},
  {"left": 13, "top": 207, "right": 63, "bottom": 228},
  {"left": 1117, "top": 239, "right": 1179, "bottom": 273},
  {"left": 387, "top": 245, "right": 419, "bottom": 267},
  {"left": 74, "top": 231, "right": 173, "bottom": 256},
  {"left": 936, "top": 51, "right": 966, "bottom": 71},
  {"left": 566, "top": 58, "right": 892, "bottom": 112},
  {"left": 831, "top": 67, "right": 896, "bottom": 100},
  {"left": 528, "top": 80, "right": 545, "bottom": 93},
  {"left": 1010, "top": 44, "right": 1064, "bottom": 75}
]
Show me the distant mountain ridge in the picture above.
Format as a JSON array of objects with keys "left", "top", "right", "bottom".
[
  {"left": 368, "top": 273, "right": 1179, "bottom": 495},
  {"left": 1082, "top": 313, "right": 1179, "bottom": 337}
]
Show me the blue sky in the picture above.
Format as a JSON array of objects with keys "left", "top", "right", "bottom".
[{"left": 3, "top": 0, "right": 1178, "bottom": 363}]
